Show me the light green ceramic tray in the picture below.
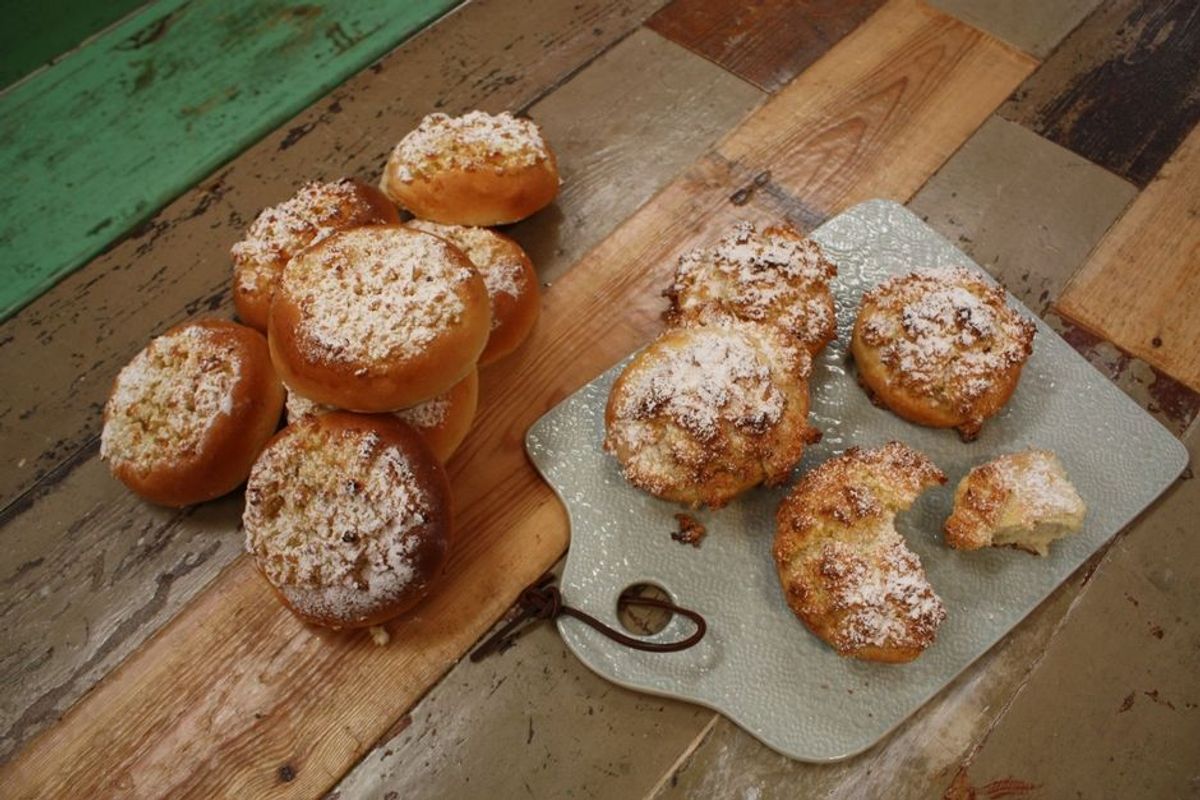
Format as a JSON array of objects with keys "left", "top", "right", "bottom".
[{"left": 525, "top": 199, "right": 1187, "bottom": 762}]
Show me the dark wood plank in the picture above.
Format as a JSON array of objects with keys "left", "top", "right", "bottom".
[
  {"left": 647, "top": 0, "right": 886, "bottom": 92},
  {"left": 999, "top": 0, "right": 1200, "bottom": 187}
]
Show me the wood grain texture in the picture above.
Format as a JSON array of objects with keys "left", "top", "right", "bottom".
[
  {"left": 511, "top": 28, "right": 763, "bottom": 285},
  {"left": 711, "top": 0, "right": 1036, "bottom": 220},
  {"left": 0, "top": 0, "right": 672, "bottom": 765},
  {"left": 946, "top": 434, "right": 1200, "bottom": 800},
  {"left": 2, "top": 1, "right": 1034, "bottom": 794},
  {"left": 999, "top": 0, "right": 1200, "bottom": 187},
  {"left": 909, "top": 115, "right": 1136, "bottom": 313},
  {"left": 646, "top": 0, "right": 885, "bottom": 92},
  {"left": 1056, "top": 124, "right": 1200, "bottom": 392},
  {"left": 927, "top": 0, "right": 1101, "bottom": 58},
  {"left": 0, "top": 0, "right": 146, "bottom": 87},
  {"left": 329, "top": 565, "right": 714, "bottom": 800},
  {"left": 0, "top": 0, "right": 462, "bottom": 321},
  {"left": 0, "top": 0, "right": 666, "bottom": 513}
]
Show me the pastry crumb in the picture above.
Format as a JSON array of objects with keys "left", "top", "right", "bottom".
[
  {"left": 369, "top": 626, "right": 390, "bottom": 646},
  {"left": 672, "top": 513, "right": 707, "bottom": 547}
]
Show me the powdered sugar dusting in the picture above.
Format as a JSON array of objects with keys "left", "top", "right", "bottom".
[
  {"left": 101, "top": 325, "right": 242, "bottom": 470},
  {"left": 406, "top": 220, "right": 527, "bottom": 330},
  {"left": 615, "top": 326, "right": 785, "bottom": 441},
  {"left": 231, "top": 179, "right": 390, "bottom": 294},
  {"left": 244, "top": 421, "right": 434, "bottom": 625},
  {"left": 286, "top": 387, "right": 449, "bottom": 431},
  {"left": 390, "top": 111, "right": 549, "bottom": 182},
  {"left": 283, "top": 227, "right": 476, "bottom": 364},
  {"left": 858, "top": 267, "right": 1035, "bottom": 404},
  {"left": 668, "top": 222, "right": 837, "bottom": 351}
]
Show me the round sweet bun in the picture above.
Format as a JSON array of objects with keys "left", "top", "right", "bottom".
[
  {"left": 665, "top": 221, "right": 838, "bottom": 357},
  {"left": 268, "top": 225, "right": 491, "bottom": 412},
  {"left": 851, "top": 267, "right": 1035, "bottom": 441},
  {"left": 604, "top": 316, "right": 816, "bottom": 509},
  {"left": 230, "top": 178, "right": 400, "bottom": 331},
  {"left": 285, "top": 368, "right": 478, "bottom": 462},
  {"left": 406, "top": 220, "right": 540, "bottom": 365},
  {"left": 244, "top": 412, "right": 453, "bottom": 629},
  {"left": 101, "top": 319, "right": 285, "bottom": 507},
  {"left": 381, "top": 111, "right": 558, "bottom": 226}
]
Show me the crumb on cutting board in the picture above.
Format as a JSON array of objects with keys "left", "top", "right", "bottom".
[
  {"left": 672, "top": 513, "right": 706, "bottom": 547},
  {"left": 369, "top": 625, "right": 390, "bottom": 646}
]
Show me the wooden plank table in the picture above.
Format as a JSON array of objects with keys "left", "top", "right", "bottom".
[{"left": 2, "top": 0, "right": 1198, "bottom": 797}]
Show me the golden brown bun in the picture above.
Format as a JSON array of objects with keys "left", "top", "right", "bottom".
[
  {"left": 944, "top": 449, "right": 1086, "bottom": 556},
  {"left": 406, "top": 220, "right": 541, "bottom": 365},
  {"left": 231, "top": 179, "right": 400, "bottom": 331},
  {"left": 101, "top": 319, "right": 285, "bottom": 507},
  {"left": 851, "top": 267, "right": 1035, "bottom": 441},
  {"left": 244, "top": 412, "right": 453, "bottom": 629},
  {"left": 664, "top": 221, "right": 838, "bottom": 357},
  {"left": 773, "top": 442, "right": 947, "bottom": 663},
  {"left": 268, "top": 225, "right": 490, "bottom": 412},
  {"left": 381, "top": 111, "right": 558, "bottom": 225},
  {"left": 285, "top": 368, "right": 478, "bottom": 463},
  {"left": 604, "top": 316, "right": 817, "bottom": 508}
]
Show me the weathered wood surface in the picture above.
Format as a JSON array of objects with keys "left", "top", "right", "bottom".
[
  {"left": 0, "top": 0, "right": 463, "bottom": 320},
  {"left": 999, "top": 0, "right": 1200, "bottom": 187},
  {"left": 646, "top": 0, "right": 886, "bottom": 92},
  {"left": 0, "top": 0, "right": 674, "bottom": 765},
  {"left": 909, "top": 115, "right": 1136, "bottom": 314},
  {"left": 0, "top": 0, "right": 146, "bottom": 87},
  {"left": 926, "top": 0, "right": 1101, "bottom": 58},
  {"left": 946, "top": 431, "right": 1200, "bottom": 800},
  {"left": 509, "top": 28, "right": 764, "bottom": 285},
  {"left": 1, "top": 0, "right": 1036, "bottom": 794},
  {"left": 1057, "top": 124, "right": 1200, "bottom": 393}
]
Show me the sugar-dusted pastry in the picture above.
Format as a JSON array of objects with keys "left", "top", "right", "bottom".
[
  {"left": 406, "top": 220, "right": 540, "bottom": 365},
  {"left": 381, "top": 110, "right": 559, "bottom": 226},
  {"left": 244, "top": 412, "right": 453, "bottom": 629},
  {"left": 230, "top": 179, "right": 399, "bottom": 331},
  {"left": 268, "top": 225, "right": 490, "bottom": 412},
  {"left": 285, "top": 368, "right": 478, "bottom": 463},
  {"left": 773, "top": 442, "right": 947, "bottom": 663},
  {"left": 944, "top": 449, "right": 1086, "bottom": 556},
  {"left": 604, "top": 316, "right": 816, "bottom": 508},
  {"left": 101, "top": 319, "right": 284, "bottom": 507},
  {"left": 851, "top": 267, "right": 1035, "bottom": 440},
  {"left": 664, "top": 222, "right": 838, "bottom": 357}
]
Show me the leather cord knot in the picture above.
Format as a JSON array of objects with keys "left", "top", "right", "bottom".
[{"left": 470, "top": 573, "right": 707, "bottom": 662}]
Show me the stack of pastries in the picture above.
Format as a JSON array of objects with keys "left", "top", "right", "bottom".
[
  {"left": 604, "top": 222, "right": 1085, "bottom": 664},
  {"left": 101, "top": 110, "right": 557, "bottom": 631}
]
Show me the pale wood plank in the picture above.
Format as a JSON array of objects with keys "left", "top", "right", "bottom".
[
  {"left": 3, "top": 1, "right": 1036, "bottom": 794},
  {"left": 0, "top": 0, "right": 673, "bottom": 764},
  {"left": 1057, "top": 124, "right": 1200, "bottom": 392}
]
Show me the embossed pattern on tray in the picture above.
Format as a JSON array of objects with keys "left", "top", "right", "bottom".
[{"left": 525, "top": 200, "right": 1187, "bottom": 762}]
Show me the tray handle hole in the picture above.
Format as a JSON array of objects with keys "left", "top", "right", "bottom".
[{"left": 617, "top": 583, "right": 673, "bottom": 636}]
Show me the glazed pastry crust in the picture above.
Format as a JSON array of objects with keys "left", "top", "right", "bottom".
[
  {"left": 101, "top": 319, "right": 285, "bottom": 507},
  {"left": 381, "top": 111, "right": 558, "bottom": 226},
  {"left": 773, "top": 442, "right": 948, "bottom": 663},
  {"left": 604, "top": 316, "right": 816, "bottom": 508},
  {"left": 944, "top": 449, "right": 1086, "bottom": 556},
  {"left": 851, "top": 268, "right": 1035, "bottom": 440},
  {"left": 285, "top": 369, "right": 479, "bottom": 463},
  {"left": 268, "top": 225, "right": 490, "bottom": 412},
  {"left": 231, "top": 179, "right": 399, "bottom": 331},
  {"left": 406, "top": 220, "right": 540, "bottom": 365},
  {"left": 665, "top": 222, "right": 838, "bottom": 357}
]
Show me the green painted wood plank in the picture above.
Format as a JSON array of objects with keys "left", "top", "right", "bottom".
[
  {"left": 0, "top": 0, "right": 459, "bottom": 320},
  {"left": 0, "top": 0, "right": 150, "bottom": 88}
]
